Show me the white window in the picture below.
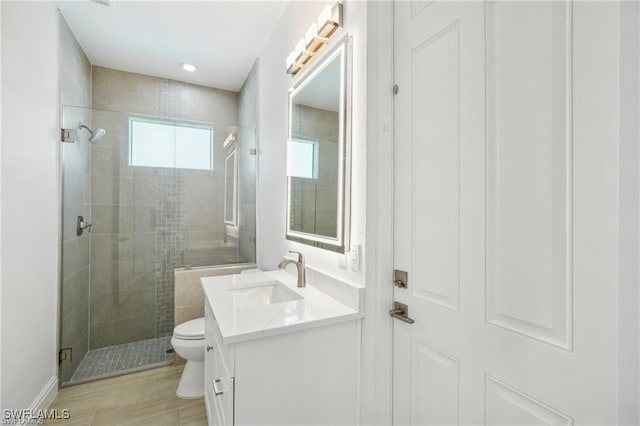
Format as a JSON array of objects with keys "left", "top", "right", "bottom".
[
  {"left": 129, "top": 117, "right": 213, "bottom": 170},
  {"left": 288, "top": 138, "right": 318, "bottom": 179}
]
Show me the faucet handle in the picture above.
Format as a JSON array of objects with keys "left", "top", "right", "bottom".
[{"left": 289, "top": 250, "right": 304, "bottom": 262}]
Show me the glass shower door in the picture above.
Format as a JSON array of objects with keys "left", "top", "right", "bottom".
[
  {"left": 60, "top": 105, "right": 257, "bottom": 385},
  {"left": 59, "top": 105, "right": 93, "bottom": 384}
]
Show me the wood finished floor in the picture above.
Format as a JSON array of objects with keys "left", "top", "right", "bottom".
[{"left": 45, "top": 365, "right": 207, "bottom": 426}]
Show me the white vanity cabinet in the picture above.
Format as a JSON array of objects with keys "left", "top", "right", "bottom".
[
  {"left": 204, "top": 302, "right": 361, "bottom": 426},
  {"left": 204, "top": 303, "right": 235, "bottom": 426}
]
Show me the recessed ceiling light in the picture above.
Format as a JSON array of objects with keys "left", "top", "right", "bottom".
[{"left": 181, "top": 63, "right": 198, "bottom": 72}]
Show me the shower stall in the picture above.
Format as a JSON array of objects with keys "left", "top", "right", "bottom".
[{"left": 59, "top": 104, "right": 256, "bottom": 385}]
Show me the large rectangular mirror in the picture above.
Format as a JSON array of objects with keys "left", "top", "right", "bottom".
[{"left": 287, "top": 35, "right": 351, "bottom": 252}]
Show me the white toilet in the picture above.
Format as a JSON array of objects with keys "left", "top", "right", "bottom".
[{"left": 171, "top": 317, "right": 206, "bottom": 399}]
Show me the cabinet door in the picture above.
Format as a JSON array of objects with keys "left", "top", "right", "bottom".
[
  {"left": 207, "top": 304, "right": 234, "bottom": 426},
  {"left": 204, "top": 306, "right": 219, "bottom": 425},
  {"left": 210, "top": 309, "right": 235, "bottom": 377},
  {"left": 211, "top": 334, "right": 234, "bottom": 426},
  {"left": 212, "top": 374, "right": 234, "bottom": 426}
]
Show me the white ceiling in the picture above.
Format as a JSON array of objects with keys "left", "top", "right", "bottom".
[{"left": 56, "top": 1, "right": 290, "bottom": 91}]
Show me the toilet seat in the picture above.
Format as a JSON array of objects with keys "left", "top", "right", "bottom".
[{"left": 173, "top": 317, "right": 205, "bottom": 340}]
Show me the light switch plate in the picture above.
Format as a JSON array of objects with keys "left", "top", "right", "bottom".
[{"left": 339, "top": 253, "right": 348, "bottom": 269}]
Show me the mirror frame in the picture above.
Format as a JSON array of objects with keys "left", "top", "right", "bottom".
[{"left": 286, "top": 33, "right": 352, "bottom": 253}]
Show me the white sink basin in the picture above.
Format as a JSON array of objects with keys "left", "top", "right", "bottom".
[{"left": 229, "top": 281, "right": 302, "bottom": 308}]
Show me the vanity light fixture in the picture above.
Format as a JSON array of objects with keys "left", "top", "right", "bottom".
[
  {"left": 286, "top": 2, "right": 343, "bottom": 76},
  {"left": 181, "top": 63, "right": 198, "bottom": 72},
  {"left": 294, "top": 39, "right": 313, "bottom": 67},
  {"left": 317, "top": 3, "right": 342, "bottom": 38}
]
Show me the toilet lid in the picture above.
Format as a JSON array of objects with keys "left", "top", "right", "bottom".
[{"left": 174, "top": 317, "right": 205, "bottom": 340}]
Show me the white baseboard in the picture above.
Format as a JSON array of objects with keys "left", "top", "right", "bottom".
[
  {"left": 6, "top": 375, "right": 59, "bottom": 425},
  {"left": 28, "top": 375, "right": 58, "bottom": 412}
]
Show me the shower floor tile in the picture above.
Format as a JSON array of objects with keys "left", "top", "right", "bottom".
[{"left": 67, "top": 336, "right": 173, "bottom": 384}]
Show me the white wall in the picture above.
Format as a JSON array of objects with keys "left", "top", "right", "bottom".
[
  {"left": 1, "top": 2, "right": 60, "bottom": 411},
  {"left": 255, "top": 2, "right": 397, "bottom": 423},
  {"left": 256, "top": 0, "right": 367, "bottom": 287},
  {"left": 0, "top": 0, "right": 3, "bottom": 408},
  {"left": 361, "top": 2, "right": 393, "bottom": 423},
  {"left": 618, "top": 2, "right": 640, "bottom": 423}
]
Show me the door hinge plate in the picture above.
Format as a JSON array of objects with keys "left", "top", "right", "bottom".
[
  {"left": 61, "top": 128, "right": 76, "bottom": 143},
  {"left": 394, "top": 269, "right": 408, "bottom": 288},
  {"left": 59, "top": 348, "right": 72, "bottom": 364},
  {"left": 393, "top": 84, "right": 399, "bottom": 95}
]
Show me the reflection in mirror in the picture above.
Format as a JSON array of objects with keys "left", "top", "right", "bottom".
[
  {"left": 287, "top": 35, "right": 350, "bottom": 252},
  {"left": 224, "top": 149, "right": 238, "bottom": 226}
]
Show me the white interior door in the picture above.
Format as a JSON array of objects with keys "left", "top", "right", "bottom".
[{"left": 392, "top": 1, "right": 623, "bottom": 424}]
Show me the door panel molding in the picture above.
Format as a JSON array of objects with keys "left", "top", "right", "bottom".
[
  {"left": 410, "top": 19, "right": 461, "bottom": 312},
  {"left": 411, "top": 338, "right": 460, "bottom": 425},
  {"left": 411, "top": 0, "right": 433, "bottom": 18},
  {"left": 485, "top": 0, "right": 573, "bottom": 351},
  {"left": 485, "top": 375, "right": 573, "bottom": 426}
]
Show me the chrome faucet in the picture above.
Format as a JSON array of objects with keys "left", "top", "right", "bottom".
[{"left": 278, "top": 250, "right": 306, "bottom": 288}]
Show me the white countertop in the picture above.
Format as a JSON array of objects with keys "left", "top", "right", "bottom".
[{"left": 201, "top": 269, "right": 364, "bottom": 344}]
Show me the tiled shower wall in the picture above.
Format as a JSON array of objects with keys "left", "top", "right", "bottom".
[
  {"left": 89, "top": 66, "right": 241, "bottom": 347},
  {"left": 59, "top": 16, "right": 92, "bottom": 382}
]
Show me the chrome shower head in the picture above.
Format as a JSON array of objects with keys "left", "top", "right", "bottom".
[
  {"left": 79, "top": 123, "right": 106, "bottom": 144},
  {"left": 89, "top": 128, "right": 106, "bottom": 143}
]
